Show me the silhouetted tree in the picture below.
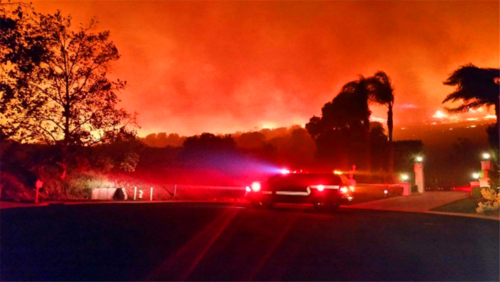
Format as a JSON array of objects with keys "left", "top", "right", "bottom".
[
  {"left": 486, "top": 125, "right": 499, "bottom": 153},
  {"left": 168, "top": 133, "right": 185, "bottom": 147},
  {"left": 1, "top": 3, "right": 49, "bottom": 141},
  {"left": 367, "top": 71, "right": 395, "bottom": 176},
  {"left": 144, "top": 133, "right": 157, "bottom": 147},
  {"left": 180, "top": 133, "right": 237, "bottom": 169},
  {"left": 235, "top": 131, "right": 266, "bottom": 149},
  {"left": 393, "top": 140, "right": 423, "bottom": 173},
  {"left": 340, "top": 77, "right": 372, "bottom": 171},
  {"left": 307, "top": 89, "right": 371, "bottom": 170},
  {"left": 155, "top": 132, "right": 168, "bottom": 147},
  {"left": 443, "top": 64, "right": 500, "bottom": 119},
  {"left": 369, "top": 122, "right": 389, "bottom": 174},
  {"left": 449, "top": 137, "right": 481, "bottom": 186},
  {"left": 443, "top": 64, "right": 499, "bottom": 153},
  {"left": 183, "top": 133, "right": 236, "bottom": 152},
  {"left": 92, "top": 128, "right": 143, "bottom": 173},
  {"left": 1, "top": 8, "right": 134, "bottom": 145},
  {"left": 276, "top": 128, "right": 316, "bottom": 168}
]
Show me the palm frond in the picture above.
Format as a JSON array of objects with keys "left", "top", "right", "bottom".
[
  {"left": 443, "top": 64, "right": 499, "bottom": 105},
  {"left": 445, "top": 100, "right": 485, "bottom": 113}
]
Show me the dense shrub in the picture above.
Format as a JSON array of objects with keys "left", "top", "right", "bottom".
[
  {"left": 476, "top": 188, "right": 500, "bottom": 214},
  {"left": 37, "top": 166, "right": 65, "bottom": 199},
  {"left": 64, "top": 172, "right": 113, "bottom": 200},
  {"left": 0, "top": 171, "right": 35, "bottom": 202},
  {"left": 119, "top": 152, "right": 139, "bottom": 172}
]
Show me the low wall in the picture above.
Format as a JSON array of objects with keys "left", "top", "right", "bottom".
[
  {"left": 355, "top": 184, "right": 404, "bottom": 195},
  {"left": 91, "top": 188, "right": 128, "bottom": 200}
]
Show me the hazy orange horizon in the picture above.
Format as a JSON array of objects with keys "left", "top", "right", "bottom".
[{"left": 29, "top": 0, "right": 499, "bottom": 137}]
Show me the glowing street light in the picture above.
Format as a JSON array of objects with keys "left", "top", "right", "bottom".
[
  {"left": 472, "top": 172, "right": 480, "bottom": 179},
  {"left": 400, "top": 174, "right": 409, "bottom": 181},
  {"left": 482, "top": 152, "right": 491, "bottom": 160},
  {"left": 415, "top": 156, "right": 423, "bottom": 162}
]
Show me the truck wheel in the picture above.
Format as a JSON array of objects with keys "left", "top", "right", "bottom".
[
  {"left": 326, "top": 203, "right": 340, "bottom": 212},
  {"left": 265, "top": 200, "right": 275, "bottom": 209}
]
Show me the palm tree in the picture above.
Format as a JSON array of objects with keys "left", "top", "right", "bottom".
[
  {"left": 443, "top": 64, "right": 500, "bottom": 120},
  {"left": 367, "top": 71, "right": 395, "bottom": 178}
]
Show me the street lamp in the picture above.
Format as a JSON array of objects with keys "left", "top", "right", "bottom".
[
  {"left": 401, "top": 174, "right": 409, "bottom": 181},
  {"left": 416, "top": 156, "right": 423, "bottom": 162},
  {"left": 472, "top": 172, "right": 480, "bottom": 179},
  {"left": 482, "top": 152, "right": 490, "bottom": 160}
]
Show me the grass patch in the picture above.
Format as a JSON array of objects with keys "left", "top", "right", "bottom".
[{"left": 431, "top": 197, "right": 478, "bottom": 214}]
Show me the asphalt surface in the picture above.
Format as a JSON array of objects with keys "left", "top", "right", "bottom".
[{"left": 1, "top": 202, "right": 499, "bottom": 281}]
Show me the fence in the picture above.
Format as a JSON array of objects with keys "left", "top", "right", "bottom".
[{"left": 92, "top": 183, "right": 402, "bottom": 201}]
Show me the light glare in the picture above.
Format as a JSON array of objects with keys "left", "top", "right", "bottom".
[
  {"left": 280, "top": 168, "right": 290, "bottom": 174},
  {"left": 251, "top": 182, "right": 261, "bottom": 192}
]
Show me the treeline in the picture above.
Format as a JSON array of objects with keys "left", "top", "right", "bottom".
[
  {"left": 139, "top": 126, "right": 316, "bottom": 169},
  {"left": 137, "top": 124, "right": 422, "bottom": 184},
  {"left": 141, "top": 133, "right": 186, "bottom": 147}
]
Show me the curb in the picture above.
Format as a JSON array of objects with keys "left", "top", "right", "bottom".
[
  {"left": 344, "top": 205, "right": 500, "bottom": 221},
  {"left": 0, "top": 199, "right": 246, "bottom": 209}
]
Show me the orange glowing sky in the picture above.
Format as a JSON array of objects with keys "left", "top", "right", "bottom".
[{"left": 32, "top": 1, "right": 499, "bottom": 136}]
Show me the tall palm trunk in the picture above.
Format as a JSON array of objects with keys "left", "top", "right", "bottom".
[
  {"left": 387, "top": 104, "right": 394, "bottom": 182},
  {"left": 495, "top": 99, "right": 499, "bottom": 124},
  {"left": 365, "top": 116, "right": 371, "bottom": 175}
]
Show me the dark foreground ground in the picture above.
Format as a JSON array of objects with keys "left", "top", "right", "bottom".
[{"left": 1, "top": 202, "right": 499, "bottom": 281}]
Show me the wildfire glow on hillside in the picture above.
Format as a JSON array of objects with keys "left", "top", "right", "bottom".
[
  {"left": 430, "top": 108, "right": 497, "bottom": 126},
  {"left": 30, "top": 1, "right": 499, "bottom": 136}
]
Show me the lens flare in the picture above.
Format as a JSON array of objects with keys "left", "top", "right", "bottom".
[
  {"left": 251, "top": 182, "right": 261, "bottom": 192},
  {"left": 280, "top": 168, "right": 290, "bottom": 175}
]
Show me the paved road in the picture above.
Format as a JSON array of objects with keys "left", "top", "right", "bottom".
[
  {"left": 1, "top": 202, "right": 498, "bottom": 281},
  {"left": 347, "top": 191, "right": 470, "bottom": 212}
]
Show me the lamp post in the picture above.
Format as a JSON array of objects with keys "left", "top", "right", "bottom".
[
  {"left": 414, "top": 155, "right": 424, "bottom": 193},
  {"left": 400, "top": 173, "right": 411, "bottom": 196},
  {"left": 472, "top": 172, "right": 480, "bottom": 180},
  {"left": 480, "top": 152, "right": 491, "bottom": 188},
  {"left": 35, "top": 179, "right": 43, "bottom": 204},
  {"left": 400, "top": 174, "right": 409, "bottom": 181}
]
